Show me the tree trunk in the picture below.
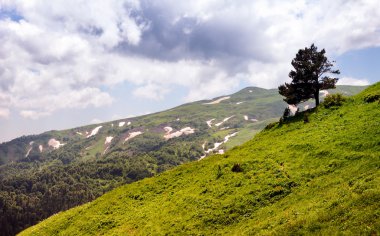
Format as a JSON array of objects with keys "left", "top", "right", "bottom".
[{"left": 315, "top": 90, "right": 320, "bottom": 107}]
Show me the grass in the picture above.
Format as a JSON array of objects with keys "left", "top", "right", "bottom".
[{"left": 19, "top": 83, "right": 379, "bottom": 235}]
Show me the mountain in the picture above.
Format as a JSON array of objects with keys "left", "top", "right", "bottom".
[
  {"left": 0, "top": 85, "right": 367, "bottom": 235},
  {"left": 19, "top": 83, "right": 379, "bottom": 235}
]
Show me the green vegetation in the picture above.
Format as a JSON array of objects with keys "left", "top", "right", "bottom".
[
  {"left": 20, "top": 83, "right": 380, "bottom": 235},
  {"left": 1, "top": 86, "right": 291, "bottom": 235}
]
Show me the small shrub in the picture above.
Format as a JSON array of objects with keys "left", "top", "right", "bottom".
[
  {"left": 303, "top": 112, "right": 310, "bottom": 123},
  {"left": 231, "top": 163, "right": 243, "bottom": 172},
  {"left": 364, "top": 93, "right": 380, "bottom": 103},
  {"left": 265, "top": 122, "right": 277, "bottom": 130},
  {"left": 323, "top": 93, "right": 347, "bottom": 108},
  {"left": 282, "top": 107, "right": 291, "bottom": 119}
]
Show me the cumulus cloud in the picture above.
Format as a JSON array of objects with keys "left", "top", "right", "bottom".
[
  {"left": 0, "top": 107, "right": 10, "bottom": 118},
  {"left": 0, "top": 0, "right": 379, "bottom": 119},
  {"left": 337, "top": 77, "right": 371, "bottom": 86}
]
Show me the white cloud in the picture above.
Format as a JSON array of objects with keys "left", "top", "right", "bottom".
[
  {"left": 337, "top": 77, "right": 371, "bottom": 86},
  {"left": 0, "top": 0, "right": 379, "bottom": 120},
  {"left": 20, "top": 110, "right": 50, "bottom": 119},
  {"left": 0, "top": 107, "right": 10, "bottom": 118}
]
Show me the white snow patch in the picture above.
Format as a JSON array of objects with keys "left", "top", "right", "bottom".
[
  {"left": 203, "top": 96, "right": 230, "bottom": 105},
  {"left": 215, "top": 116, "right": 234, "bottom": 127},
  {"left": 48, "top": 139, "right": 65, "bottom": 149},
  {"left": 206, "top": 118, "right": 215, "bottom": 128},
  {"left": 119, "top": 121, "right": 126, "bottom": 127},
  {"left": 105, "top": 136, "right": 113, "bottom": 144},
  {"left": 76, "top": 131, "right": 83, "bottom": 136},
  {"left": 244, "top": 115, "right": 249, "bottom": 121},
  {"left": 236, "top": 101, "right": 245, "bottom": 105},
  {"left": 251, "top": 119, "right": 258, "bottom": 122},
  {"left": 204, "top": 132, "right": 238, "bottom": 154},
  {"left": 164, "top": 127, "right": 173, "bottom": 134},
  {"left": 288, "top": 105, "right": 298, "bottom": 115},
  {"left": 25, "top": 147, "right": 32, "bottom": 157},
  {"left": 164, "top": 127, "right": 195, "bottom": 140},
  {"left": 304, "top": 105, "right": 310, "bottom": 110},
  {"left": 249, "top": 90, "right": 253, "bottom": 93},
  {"left": 218, "top": 150, "right": 225, "bottom": 154},
  {"left": 29, "top": 141, "right": 34, "bottom": 145},
  {"left": 220, "top": 126, "right": 230, "bottom": 130},
  {"left": 39, "top": 145, "right": 43, "bottom": 152},
  {"left": 103, "top": 146, "right": 110, "bottom": 155},
  {"left": 176, "top": 118, "right": 180, "bottom": 121},
  {"left": 127, "top": 121, "right": 131, "bottom": 125},
  {"left": 111, "top": 123, "right": 114, "bottom": 127},
  {"left": 320, "top": 90, "right": 329, "bottom": 97},
  {"left": 87, "top": 126, "right": 102, "bottom": 138},
  {"left": 124, "top": 131, "right": 143, "bottom": 143}
]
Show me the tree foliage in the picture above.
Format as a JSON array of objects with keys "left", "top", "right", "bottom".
[{"left": 279, "top": 44, "right": 340, "bottom": 107}]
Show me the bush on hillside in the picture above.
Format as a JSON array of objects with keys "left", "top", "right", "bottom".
[
  {"left": 323, "top": 93, "right": 347, "bottom": 108},
  {"left": 363, "top": 93, "right": 380, "bottom": 103}
]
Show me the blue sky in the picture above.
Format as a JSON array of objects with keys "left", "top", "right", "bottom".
[{"left": 0, "top": 0, "right": 379, "bottom": 143}]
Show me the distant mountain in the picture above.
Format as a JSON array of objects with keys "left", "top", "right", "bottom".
[
  {"left": 20, "top": 83, "right": 380, "bottom": 235},
  {"left": 0, "top": 85, "right": 367, "bottom": 235}
]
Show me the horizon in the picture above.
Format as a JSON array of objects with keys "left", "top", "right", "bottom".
[{"left": 1, "top": 1, "right": 380, "bottom": 142}]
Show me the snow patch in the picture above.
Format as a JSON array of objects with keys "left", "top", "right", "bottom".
[
  {"left": 105, "top": 136, "right": 113, "bottom": 144},
  {"left": 39, "top": 145, "right": 43, "bottom": 152},
  {"left": 203, "top": 132, "right": 238, "bottom": 155},
  {"left": 103, "top": 147, "right": 109, "bottom": 155},
  {"left": 215, "top": 116, "right": 234, "bottom": 127},
  {"left": 29, "top": 141, "right": 34, "bottom": 145},
  {"left": 220, "top": 126, "right": 230, "bottom": 130},
  {"left": 244, "top": 115, "right": 248, "bottom": 121},
  {"left": 206, "top": 119, "right": 215, "bottom": 128},
  {"left": 48, "top": 139, "right": 65, "bottom": 149},
  {"left": 164, "top": 127, "right": 195, "bottom": 140},
  {"left": 111, "top": 123, "right": 114, "bottom": 127},
  {"left": 87, "top": 126, "right": 102, "bottom": 138},
  {"left": 249, "top": 90, "right": 253, "bottom": 93},
  {"left": 76, "top": 132, "right": 83, "bottom": 136},
  {"left": 164, "top": 127, "right": 173, "bottom": 134},
  {"left": 218, "top": 150, "right": 225, "bottom": 154},
  {"left": 25, "top": 147, "right": 32, "bottom": 157},
  {"left": 304, "top": 105, "right": 309, "bottom": 110},
  {"left": 124, "top": 131, "right": 143, "bottom": 143},
  {"left": 236, "top": 101, "right": 245, "bottom": 105},
  {"left": 251, "top": 119, "right": 258, "bottom": 122},
  {"left": 203, "top": 96, "right": 230, "bottom": 105},
  {"left": 119, "top": 121, "right": 125, "bottom": 127}
]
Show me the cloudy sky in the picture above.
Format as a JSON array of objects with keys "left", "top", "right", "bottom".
[{"left": 0, "top": 0, "right": 379, "bottom": 143}]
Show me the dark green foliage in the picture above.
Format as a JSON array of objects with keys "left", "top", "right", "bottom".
[
  {"left": 231, "top": 163, "right": 243, "bottom": 172},
  {"left": 364, "top": 93, "right": 380, "bottom": 103},
  {"left": 323, "top": 93, "right": 347, "bottom": 108},
  {"left": 279, "top": 44, "right": 340, "bottom": 107}
]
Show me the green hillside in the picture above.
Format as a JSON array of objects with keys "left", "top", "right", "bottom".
[
  {"left": 20, "top": 83, "right": 380, "bottom": 235},
  {"left": 2, "top": 86, "right": 288, "bottom": 235}
]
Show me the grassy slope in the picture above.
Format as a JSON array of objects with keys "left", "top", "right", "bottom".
[{"left": 20, "top": 84, "right": 379, "bottom": 235}]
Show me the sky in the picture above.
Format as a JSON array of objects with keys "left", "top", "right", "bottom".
[{"left": 0, "top": 0, "right": 379, "bottom": 143}]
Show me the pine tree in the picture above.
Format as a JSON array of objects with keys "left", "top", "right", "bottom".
[{"left": 279, "top": 44, "right": 340, "bottom": 107}]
